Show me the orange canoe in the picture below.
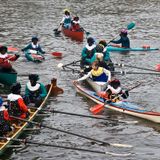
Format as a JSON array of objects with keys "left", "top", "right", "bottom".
[{"left": 62, "top": 26, "right": 84, "bottom": 42}]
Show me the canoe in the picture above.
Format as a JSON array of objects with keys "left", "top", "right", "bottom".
[
  {"left": 62, "top": 26, "right": 84, "bottom": 42},
  {"left": 73, "top": 82, "right": 160, "bottom": 123},
  {"left": 24, "top": 50, "right": 45, "bottom": 62},
  {"left": 86, "top": 78, "right": 107, "bottom": 92},
  {"left": 0, "top": 78, "right": 55, "bottom": 155},
  {"left": 0, "top": 68, "right": 17, "bottom": 86},
  {"left": 107, "top": 45, "right": 159, "bottom": 52}
]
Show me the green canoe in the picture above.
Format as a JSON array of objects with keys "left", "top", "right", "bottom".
[
  {"left": 0, "top": 68, "right": 17, "bottom": 86},
  {"left": 107, "top": 46, "right": 159, "bottom": 52}
]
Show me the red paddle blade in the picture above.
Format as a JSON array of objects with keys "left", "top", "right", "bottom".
[
  {"left": 8, "top": 46, "right": 19, "bottom": 52},
  {"left": 51, "top": 52, "right": 62, "bottom": 58},
  {"left": 155, "top": 64, "right": 160, "bottom": 72},
  {"left": 90, "top": 104, "right": 104, "bottom": 115}
]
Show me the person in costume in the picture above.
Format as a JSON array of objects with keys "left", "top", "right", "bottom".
[
  {"left": 7, "top": 82, "right": 29, "bottom": 119},
  {"left": 60, "top": 9, "right": 72, "bottom": 29},
  {"left": 76, "top": 61, "right": 111, "bottom": 83},
  {"left": 21, "top": 36, "right": 45, "bottom": 55},
  {"left": 98, "top": 79, "right": 129, "bottom": 102},
  {"left": 0, "top": 46, "right": 19, "bottom": 70},
  {"left": 0, "top": 97, "right": 12, "bottom": 137},
  {"left": 71, "top": 16, "right": 81, "bottom": 31},
  {"left": 96, "top": 41, "right": 114, "bottom": 71},
  {"left": 110, "top": 29, "right": 130, "bottom": 48},
  {"left": 81, "top": 37, "right": 96, "bottom": 69},
  {"left": 24, "top": 74, "right": 47, "bottom": 107}
]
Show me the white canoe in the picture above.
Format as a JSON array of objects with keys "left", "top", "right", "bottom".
[
  {"left": 86, "top": 78, "right": 107, "bottom": 92},
  {"left": 73, "top": 82, "right": 160, "bottom": 123}
]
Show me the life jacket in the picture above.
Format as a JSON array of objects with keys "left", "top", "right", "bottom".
[
  {"left": 91, "top": 67, "right": 108, "bottom": 82},
  {"left": 26, "top": 82, "right": 41, "bottom": 98},
  {"left": 8, "top": 94, "right": 22, "bottom": 117},
  {"left": 106, "top": 85, "right": 122, "bottom": 102}
]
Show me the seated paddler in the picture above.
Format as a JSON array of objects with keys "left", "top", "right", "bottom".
[
  {"left": 98, "top": 79, "right": 129, "bottom": 102},
  {"left": 21, "top": 36, "right": 45, "bottom": 57},
  {"left": 7, "top": 82, "right": 29, "bottom": 120},
  {"left": 76, "top": 61, "right": 111, "bottom": 83},
  {"left": 0, "top": 97, "right": 13, "bottom": 137},
  {"left": 24, "top": 74, "right": 47, "bottom": 107},
  {"left": 80, "top": 37, "right": 96, "bottom": 68},
  {"left": 0, "top": 46, "right": 20, "bottom": 71}
]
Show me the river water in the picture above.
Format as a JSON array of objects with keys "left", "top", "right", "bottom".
[{"left": 0, "top": 0, "right": 160, "bottom": 159}]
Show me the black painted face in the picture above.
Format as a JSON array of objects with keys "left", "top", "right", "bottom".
[
  {"left": 32, "top": 40, "right": 38, "bottom": 45},
  {"left": 30, "top": 79, "right": 37, "bottom": 86}
]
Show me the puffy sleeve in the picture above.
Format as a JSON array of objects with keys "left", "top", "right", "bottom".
[
  {"left": 18, "top": 98, "right": 28, "bottom": 112},
  {"left": 40, "top": 83, "right": 47, "bottom": 98},
  {"left": 3, "top": 110, "right": 10, "bottom": 121},
  {"left": 77, "top": 71, "right": 92, "bottom": 82}
]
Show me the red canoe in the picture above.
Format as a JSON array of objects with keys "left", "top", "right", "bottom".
[{"left": 62, "top": 26, "right": 84, "bottom": 42}]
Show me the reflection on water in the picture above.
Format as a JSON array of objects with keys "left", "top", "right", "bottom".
[{"left": 0, "top": 0, "right": 160, "bottom": 159}]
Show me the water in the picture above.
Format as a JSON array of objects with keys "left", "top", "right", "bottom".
[{"left": 0, "top": 0, "right": 160, "bottom": 159}]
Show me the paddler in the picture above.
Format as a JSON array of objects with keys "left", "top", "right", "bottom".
[
  {"left": 21, "top": 36, "right": 45, "bottom": 56},
  {"left": 75, "top": 61, "right": 111, "bottom": 83},
  {"left": 7, "top": 82, "right": 29, "bottom": 120},
  {"left": 71, "top": 16, "right": 81, "bottom": 31},
  {"left": 81, "top": 37, "right": 96, "bottom": 69},
  {"left": 0, "top": 46, "right": 20, "bottom": 71},
  {"left": 110, "top": 29, "right": 130, "bottom": 48},
  {"left": 98, "top": 79, "right": 129, "bottom": 102},
  {"left": 0, "top": 97, "right": 13, "bottom": 137},
  {"left": 60, "top": 9, "right": 72, "bottom": 29},
  {"left": 24, "top": 74, "right": 47, "bottom": 107}
]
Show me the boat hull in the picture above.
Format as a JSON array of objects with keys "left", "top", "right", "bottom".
[
  {"left": 0, "top": 79, "right": 54, "bottom": 155},
  {"left": 24, "top": 50, "right": 44, "bottom": 62},
  {"left": 62, "top": 27, "right": 84, "bottom": 42},
  {"left": 0, "top": 68, "right": 17, "bottom": 86},
  {"left": 73, "top": 82, "right": 160, "bottom": 123},
  {"left": 86, "top": 78, "right": 107, "bottom": 92},
  {"left": 107, "top": 46, "right": 159, "bottom": 52}
]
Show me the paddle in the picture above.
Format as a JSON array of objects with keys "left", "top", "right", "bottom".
[
  {"left": 10, "top": 115, "right": 132, "bottom": 148},
  {"left": 29, "top": 106, "right": 138, "bottom": 124},
  {"left": 57, "top": 60, "right": 81, "bottom": 69},
  {"left": 53, "top": 24, "right": 62, "bottom": 35},
  {"left": 112, "top": 70, "right": 160, "bottom": 75},
  {"left": 90, "top": 82, "right": 142, "bottom": 115},
  {"left": 107, "top": 22, "right": 135, "bottom": 44},
  {"left": 8, "top": 46, "right": 19, "bottom": 52},
  {"left": 155, "top": 64, "right": 160, "bottom": 71},
  {"left": 0, "top": 137, "right": 131, "bottom": 156},
  {"left": 115, "top": 63, "right": 160, "bottom": 72},
  {"left": 51, "top": 52, "right": 63, "bottom": 58}
]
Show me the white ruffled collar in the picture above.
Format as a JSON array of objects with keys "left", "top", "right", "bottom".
[
  {"left": 7, "top": 93, "right": 22, "bottom": 101},
  {"left": 31, "top": 43, "right": 39, "bottom": 49},
  {"left": 85, "top": 44, "right": 96, "bottom": 51},
  {"left": 0, "top": 53, "right": 8, "bottom": 58},
  {"left": 27, "top": 82, "right": 40, "bottom": 91}
]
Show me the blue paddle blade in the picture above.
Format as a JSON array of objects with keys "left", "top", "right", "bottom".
[{"left": 127, "top": 22, "right": 135, "bottom": 30}]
